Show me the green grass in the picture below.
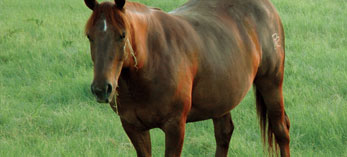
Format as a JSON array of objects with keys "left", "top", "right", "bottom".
[{"left": 0, "top": 0, "right": 346, "bottom": 156}]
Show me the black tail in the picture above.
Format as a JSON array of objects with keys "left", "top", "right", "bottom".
[{"left": 255, "top": 87, "right": 279, "bottom": 154}]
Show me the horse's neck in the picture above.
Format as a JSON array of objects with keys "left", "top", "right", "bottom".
[
  {"left": 121, "top": 2, "right": 200, "bottom": 87},
  {"left": 126, "top": 3, "right": 199, "bottom": 69},
  {"left": 126, "top": 4, "right": 178, "bottom": 68},
  {"left": 125, "top": 3, "right": 198, "bottom": 71},
  {"left": 124, "top": 3, "right": 154, "bottom": 70},
  {"left": 119, "top": 4, "right": 166, "bottom": 94}
]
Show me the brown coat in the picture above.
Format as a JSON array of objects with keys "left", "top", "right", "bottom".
[{"left": 84, "top": 0, "right": 290, "bottom": 156}]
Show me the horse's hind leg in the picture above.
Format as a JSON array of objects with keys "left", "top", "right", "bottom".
[
  {"left": 213, "top": 113, "right": 234, "bottom": 157},
  {"left": 254, "top": 77, "right": 290, "bottom": 157}
]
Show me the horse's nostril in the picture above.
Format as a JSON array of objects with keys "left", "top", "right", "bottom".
[
  {"left": 91, "top": 82, "right": 112, "bottom": 102},
  {"left": 91, "top": 83, "right": 104, "bottom": 97},
  {"left": 106, "top": 83, "right": 113, "bottom": 95}
]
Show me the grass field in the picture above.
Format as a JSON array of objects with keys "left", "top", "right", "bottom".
[{"left": 0, "top": 0, "right": 346, "bottom": 156}]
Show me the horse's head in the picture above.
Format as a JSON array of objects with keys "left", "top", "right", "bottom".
[{"left": 84, "top": 0, "right": 128, "bottom": 103}]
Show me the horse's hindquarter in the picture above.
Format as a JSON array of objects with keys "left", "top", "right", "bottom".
[{"left": 174, "top": 0, "right": 281, "bottom": 121}]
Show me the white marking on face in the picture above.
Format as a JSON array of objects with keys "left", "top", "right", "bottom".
[{"left": 103, "top": 20, "right": 107, "bottom": 32}]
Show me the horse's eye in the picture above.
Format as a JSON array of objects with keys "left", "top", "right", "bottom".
[{"left": 120, "top": 32, "right": 126, "bottom": 40}]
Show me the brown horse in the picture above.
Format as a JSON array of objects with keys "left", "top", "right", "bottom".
[{"left": 84, "top": 0, "right": 290, "bottom": 156}]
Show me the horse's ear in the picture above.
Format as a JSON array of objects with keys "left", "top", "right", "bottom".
[
  {"left": 115, "top": 0, "right": 126, "bottom": 9},
  {"left": 84, "top": 0, "right": 98, "bottom": 10}
]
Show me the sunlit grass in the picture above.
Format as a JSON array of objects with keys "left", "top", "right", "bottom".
[{"left": 0, "top": 0, "right": 346, "bottom": 156}]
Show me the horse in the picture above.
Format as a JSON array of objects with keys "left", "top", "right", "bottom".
[{"left": 83, "top": 0, "right": 290, "bottom": 156}]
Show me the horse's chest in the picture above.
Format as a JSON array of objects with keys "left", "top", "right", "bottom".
[
  {"left": 116, "top": 97, "right": 175, "bottom": 129},
  {"left": 116, "top": 82, "right": 178, "bottom": 128}
]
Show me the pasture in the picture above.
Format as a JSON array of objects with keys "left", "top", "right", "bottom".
[{"left": 0, "top": 0, "right": 346, "bottom": 156}]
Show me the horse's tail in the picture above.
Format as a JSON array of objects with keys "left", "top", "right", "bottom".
[{"left": 254, "top": 87, "right": 278, "bottom": 153}]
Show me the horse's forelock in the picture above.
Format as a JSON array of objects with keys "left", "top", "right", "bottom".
[{"left": 85, "top": 2, "right": 128, "bottom": 34}]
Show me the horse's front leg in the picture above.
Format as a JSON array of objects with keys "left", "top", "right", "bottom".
[
  {"left": 161, "top": 115, "right": 187, "bottom": 157},
  {"left": 121, "top": 119, "right": 152, "bottom": 157}
]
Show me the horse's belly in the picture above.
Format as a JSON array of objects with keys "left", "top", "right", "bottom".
[{"left": 187, "top": 70, "right": 254, "bottom": 122}]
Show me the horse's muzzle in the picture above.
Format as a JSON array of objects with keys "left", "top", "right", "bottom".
[{"left": 91, "top": 82, "right": 113, "bottom": 103}]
